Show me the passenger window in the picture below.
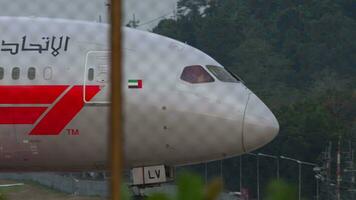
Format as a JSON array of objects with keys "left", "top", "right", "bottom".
[
  {"left": 180, "top": 65, "right": 214, "bottom": 84},
  {"left": 88, "top": 68, "right": 94, "bottom": 81},
  {"left": 28, "top": 67, "right": 36, "bottom": 80},
  {"left": 43, "top": 67, "right": 52, "bottom": 80},
  {"left": 12, "top": 67, "right": 20, "bottom": 80},
  {"left": 0, "top": 67, "right": 3, "bottom": 80},
  {"left": 206, "top": 65, "right": 240, "bottom": 83}
]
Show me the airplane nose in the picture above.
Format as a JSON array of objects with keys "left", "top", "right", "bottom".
[{"left": 242, "top": 93, "right": 279, "bottom": 152}]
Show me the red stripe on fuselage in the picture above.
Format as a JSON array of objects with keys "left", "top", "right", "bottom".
[
  {"left": 0, "top": 107, "right": 47, "bottom": 124},
  {"left": 0, "top": 85, "right": 68, "bottom": 104},
  {"left": 30, "top": 86, "right": 100, "bottom": 135}
]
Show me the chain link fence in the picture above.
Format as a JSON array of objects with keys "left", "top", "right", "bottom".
[{"left": 2, "top": 0, "right": 352, "bottom": 200}]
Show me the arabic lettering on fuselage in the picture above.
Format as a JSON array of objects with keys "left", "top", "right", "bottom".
[{"left": 1, "top": 36, "right": 70, "bottom": 57}]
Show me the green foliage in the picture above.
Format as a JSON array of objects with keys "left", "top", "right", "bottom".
[
  {"left": 147, "top": 193, "right": 171, "bottom": 200},
  {"left": 176, "top": 172, "right": 204, "bottom": 200},
  {"left": 154, "top": 0, "right": 355, "bottom": 86},
  {"left": 204, "top": 178, "right": 223, "bottom": 200},
  {"left": 0, "top": 193, "right": 5, "bottom": 200},
  {"left": 121, "top": 183, "right": 132, "bottom": 200},
  {"left": 265, "top": 179, "right": 297, "bottom": 200}
]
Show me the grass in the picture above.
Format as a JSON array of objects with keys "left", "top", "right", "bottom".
[
  {"left": 0, "top": 184, "right": 25, "bottom": 200},
  {"left": 23, "top": 180, "right": 66, "bottom": 195},
  {"left": 0, "top": 180, "right": 65, "bottom": 200},
  {"left": 0, "top": 186, "right": 24, "bottom": 194}
]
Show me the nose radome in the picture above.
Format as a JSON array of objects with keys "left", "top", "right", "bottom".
[{"left": 242, "top": 93, "right": 279, "bottom": 152}]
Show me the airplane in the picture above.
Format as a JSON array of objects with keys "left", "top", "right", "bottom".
[{"left": 0, "top": 16, "right": 279, "bottom": 185}]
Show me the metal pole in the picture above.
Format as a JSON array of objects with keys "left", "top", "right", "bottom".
[
  {"left": 248, "top": 153, "right": 260, "bottom": 200},
  {"left": 337, "top": 137, "right": 341, "bottom": 200},
  {"left": 205, "top": 162, "right": 208, "bottom": 184},
  {"left": 240, "top": 156, "right": 242, "bottom": 193},
  {"left": 316, "top": 177, "right": 319, "bottom": 200},
  {"left": 257, "top": 153, "right": 280, "bottom": 180},
  {"left": 327, "top": 141, "right": 332, "bottom": 200},
  {"left": 299, "top": 162, "right": 302, "bottom": 200},
  {"left": 257, "top": 156, "right": 260, "bottom": 200},
  {"left": 220, "top": 159, "right": 223, "bottom": 178},
  {"left": 110, "top": 0, "right": 123, "bottom": 199},
  {"left": 280, "top": 156, "right": 317, "bottom": 200},
  {"left": 277, "top": 158, "right": 280, "bottom": 180},
  {"left": 352, "top": 150, "right": 355, "bottom": 200}
]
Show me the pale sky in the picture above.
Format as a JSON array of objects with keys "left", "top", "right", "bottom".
[
  {"left": 0, "top": 0, "right": 178, "bottom": 29},
  {"left": 124, "top": 0, "right": 177, "bottom": 29}
]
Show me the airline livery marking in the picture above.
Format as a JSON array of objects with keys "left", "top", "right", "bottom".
[
  {"left": 0, "top": 85, "right": 100, "bottom": 135},
  {"left": 1, "top": 36, "right": 70, "bottom": 56},
  {"left": 0, "top": 85, "right": 67, "bottom": 104},
  {"left": 0, "top": 107, "right": 47, "bottom": 124}
]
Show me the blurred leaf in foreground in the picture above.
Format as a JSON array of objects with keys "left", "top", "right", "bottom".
[
  {"left": 147, "top": 193, "right": 171, "bottom": 200},
  {"left": 176, "top": 172, "right": 204, "bottom": 200},
  {"left": 205, "top": 178, "right": 223, "bottom": 200},
  {"left": 121, "top": 183, "right": 132, "bottom": 200},
  {"left": 265, "top": 179, "right": 297, "bottom": 200}
]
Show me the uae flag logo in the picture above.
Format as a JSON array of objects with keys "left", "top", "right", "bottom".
[{"left": 128, "top": 80, "right": 143, "bottom": 89}]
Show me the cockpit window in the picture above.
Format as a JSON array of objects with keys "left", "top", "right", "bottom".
[
  {"left": 180, "top": 65, "right": 215, "bottom": 84},
  {"left": 0, "top": 67, "right": 3, "bottom": 80},
  {"left": 206, "top": 65, "right": 240, "bottom": 83}
]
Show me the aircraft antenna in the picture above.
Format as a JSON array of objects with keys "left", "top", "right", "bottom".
[{"left": 127, "top": 14, "right": 140, "bottom": 28}]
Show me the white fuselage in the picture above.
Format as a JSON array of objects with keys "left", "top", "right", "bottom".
[{"left": 0, "top": 17, "right": 279, "bottom": 171}]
